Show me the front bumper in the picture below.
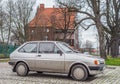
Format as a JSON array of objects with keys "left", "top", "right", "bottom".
[{"left": 89, "top": 64, "right": 106, "bottom": 75}]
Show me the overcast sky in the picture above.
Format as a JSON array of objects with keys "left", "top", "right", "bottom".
[
  {"left": 34, "top": 0, "right": 98, "bottom": 48},
  {"left": 36, "top": 0, "right": 55, "bottom": 8}
]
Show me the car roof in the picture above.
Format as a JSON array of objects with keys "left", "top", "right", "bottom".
[{"left": 25, "top": 41, "right": 62, "bottom": 43}]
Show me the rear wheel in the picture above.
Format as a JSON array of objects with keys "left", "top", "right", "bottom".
[
  {"left": 16, "top": 62, "right": 28, "bottom": 76},
  {"left": 71, "top": 65, "right": 88, "bottom": 81}
]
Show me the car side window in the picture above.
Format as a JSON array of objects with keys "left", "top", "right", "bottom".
[
  {"left": 54, "top": 45, "right": 61, "bottom": 53},
  {"left": 39, "top": 42, "right": 60, "bottom": 54},
  {"left": 19, "top": 43, "right": 37, "bottom": 53}
]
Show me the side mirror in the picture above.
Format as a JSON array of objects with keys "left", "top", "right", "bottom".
[{"left": 57, "top": 50, "right": 63, "bottom": 56}]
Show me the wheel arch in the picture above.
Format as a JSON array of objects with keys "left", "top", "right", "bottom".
[
  {"left": 13, "top": 61, "right": 29, "bottom": 72},
  {"left": 68, "top": 62, "right": 90, "bottom": 76}
]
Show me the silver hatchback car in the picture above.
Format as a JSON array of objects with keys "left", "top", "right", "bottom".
[{"left": 9, "top": 41, "right": 105, "bottom": 81}]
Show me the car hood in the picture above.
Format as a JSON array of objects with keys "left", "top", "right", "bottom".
[
  {"left": 65, "top": 53, "right": 105, "bottom": 63},
  {"left": 80, "top": 53, "right": 104, "bottom": 61}
]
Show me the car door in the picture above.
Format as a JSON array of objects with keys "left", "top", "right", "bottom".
[
  {"left": 35, "top": 42, "right": 65, "bottom": 72},
  {"left": 18, "top": 42, "right": 38, "bottom": 70}
]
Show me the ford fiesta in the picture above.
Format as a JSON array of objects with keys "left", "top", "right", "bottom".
[{"left": 9, "top": 41, "right": 105, "bottom": 81}]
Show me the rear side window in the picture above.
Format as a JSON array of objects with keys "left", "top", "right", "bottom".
[
  {"left": 39, "top": 42, "right": 61, "bottom": 54},
  {"left": 39, "top": 43, "right": 54, "bottom": 53},
  {"left": 18, "top": 43, "right": 37, "bottom": 53}
]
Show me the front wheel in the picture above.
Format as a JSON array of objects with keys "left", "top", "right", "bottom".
[
  {"left": 71, "top": 65, "right": 88, "bottom": 81},
  {"left": 16, "top": 62, "right": 29, "bottom": 76}
]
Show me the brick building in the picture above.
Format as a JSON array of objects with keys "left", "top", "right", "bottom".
[{"left": 28, "top": 4, "right": 76, "bottom": 46}]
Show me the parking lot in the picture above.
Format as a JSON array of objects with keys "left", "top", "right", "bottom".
[{"left": 0, "top": 62, "right": 120, "bottom": 84}]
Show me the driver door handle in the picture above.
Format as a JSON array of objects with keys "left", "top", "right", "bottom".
[{"left": 37, "top": 55, "right": 41, "bottom": 57}]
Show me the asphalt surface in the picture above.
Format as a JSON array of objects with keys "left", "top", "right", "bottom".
[{"left": 0, "top": 62, "right": 119, "bottom": 84}]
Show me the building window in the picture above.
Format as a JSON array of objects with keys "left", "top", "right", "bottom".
[
  {"left": 31, "top": 29, "right": 35, "bottom": 34},
  {"left": 43, "top": 28, "right": 49, "bottom": 33},
  {"left": 46, "top": 28, "right": 49, "bottom": 32},
  {"left": 31, "top": 30, "right": 34, "bottom": 33}
]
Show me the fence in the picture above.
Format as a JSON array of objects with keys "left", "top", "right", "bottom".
[{"left": 0, "top": 44, "right": 19, "bottom": 57}]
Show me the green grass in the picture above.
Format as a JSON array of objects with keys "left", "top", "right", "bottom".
[
  {"left": 0, "top": 54, "right": 9, "bottom": 58},
  {"left": 0, "top": 54, "right": 5, "bottom": 58},
  {"left": 105, "top": 57, "right": 120, "bottom": 66},
  {"left": 0, "top": 54, "right": 9, "bottom": 62},
  {"left": 0, "top": 59, "right": 9, "bottom": 62}
]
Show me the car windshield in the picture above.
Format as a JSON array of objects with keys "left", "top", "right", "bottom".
[{"left": 57, "top": 42, "right": 75, "bottom": 53}]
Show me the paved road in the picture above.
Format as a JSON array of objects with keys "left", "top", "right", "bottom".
[{"left": 0, "top": 62, "right": 120, "bottom": 84}]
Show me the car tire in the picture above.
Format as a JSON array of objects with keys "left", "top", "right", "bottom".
[
  {"left": 68, "top": 73, "right": 71, "bottom": 77},
  {"left": 16, "top": 62, "right": 28, "bottom": 76},
  {"left": 71, "top": 65, "right": 88, "bottom": 81}
]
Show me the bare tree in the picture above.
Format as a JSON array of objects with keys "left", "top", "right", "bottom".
[
  {"left": 56, "top": 0, "right": 107, "bottom": 59},
  {"left": 48, "top": 7, "right": 77, "bottom": 42},
  {"left": 6, "top": 0, "right": 36, "bottom": 44},
  {"left": 0, "top": 6, "right": 4, "bottom": 43},
  {"left": 0, "top": 4, "right": 6, "bottom": 43},
  {"left": 5, "top": 0, "right": 14, "bottom": 44},
  {"left": 56, "top": 0, "right": 120, "bottom": 58},
  {"left": 103, "top": 0, "right": 120, "bottom": 57},
  {"left": 54, "top": 8, "right": 76, "bottom": 41}
]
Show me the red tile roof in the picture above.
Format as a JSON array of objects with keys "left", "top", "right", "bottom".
[{"left": 29, "top": 4, "right": 76, "bottom": 29}]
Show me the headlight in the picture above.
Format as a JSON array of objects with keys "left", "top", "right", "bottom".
[{"left": 94, "top": 60, "right": 100, "bottom": 65}]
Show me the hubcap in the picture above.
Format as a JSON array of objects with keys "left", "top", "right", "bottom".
[
  {"left": 73, "top": 68, "right": 84, "bottom": 80},
  {"left": 17, "top": 64, "right": 26, "bottom": 75}
]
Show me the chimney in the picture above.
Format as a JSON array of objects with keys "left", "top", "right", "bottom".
[{"left": 40, "top": 4, "right": 44, "bottom": 11}]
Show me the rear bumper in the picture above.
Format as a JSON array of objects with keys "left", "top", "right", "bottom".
[
  {"left": 8, "top": 61, "right": 16, "bottom": 72},
  {"left": 8, "top": 61, "right": 16, "bottom": 66}
]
